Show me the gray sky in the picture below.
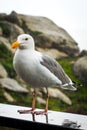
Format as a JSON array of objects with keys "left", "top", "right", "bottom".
[{"left": 0, "top": 0, "right": 87, "bottom": 51}]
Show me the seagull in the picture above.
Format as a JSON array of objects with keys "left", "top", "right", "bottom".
[{"left": 12, "top": 34, "right": 76, "bottom": 122}]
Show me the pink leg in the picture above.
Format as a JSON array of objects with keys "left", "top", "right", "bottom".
[
  {"left": 18, "top": 88, "right": 37, "bottom": 114},
  {"left": 35, "top": 88, "right": 49, "bottom": 123}
]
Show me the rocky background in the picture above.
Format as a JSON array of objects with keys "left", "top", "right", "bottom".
[{"left": 0, "top": 11, "right": 87, "bottom": 115}]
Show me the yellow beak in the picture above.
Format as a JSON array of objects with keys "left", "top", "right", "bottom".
[{"left": 11, "top": 41, "right": 20, "bottom": 49}]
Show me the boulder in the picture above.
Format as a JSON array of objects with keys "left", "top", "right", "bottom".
[
  {"left": 0, "top": 11, "right": 80, "bottom": 56},
  {"left": 0, "top": 77, "right": 29, "bottom": 93},
  {"left": 73, "top": 56, "right": 87, "bottom": 83},
  {"left": 18, "top": 14, "right": 80, "bottom": 56}
]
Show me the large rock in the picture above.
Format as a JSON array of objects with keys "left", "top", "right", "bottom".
[
  {"left": 0, "top": 11, "right": 80, "bottom": 56},
  {"left": 73, "top": 56, "right": 87, "bottom": 83},
  {"left": 0, "top": 77, "right": 29, "bottom": 93}
]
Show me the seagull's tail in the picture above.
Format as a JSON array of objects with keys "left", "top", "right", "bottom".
[{"left": 62, "top": 83, "right": 77, "bottom": 91}]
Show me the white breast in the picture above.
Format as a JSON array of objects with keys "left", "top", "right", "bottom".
[{"left": 13, "top": 49, "right": 62, "bottom": 87}]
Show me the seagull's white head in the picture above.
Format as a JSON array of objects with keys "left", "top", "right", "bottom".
[{"left": 12, "top": 34, "right": 35, "bottom": 50}]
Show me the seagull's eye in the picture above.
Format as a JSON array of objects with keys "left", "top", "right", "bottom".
[{"left": 25, "top": 38, "right": 28, "bottom": 40}]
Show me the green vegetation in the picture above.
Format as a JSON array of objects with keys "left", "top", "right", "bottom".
[
  {"left": 0, "top": 43, "right": 16, "bottom": 77},
  {"left": 0, "top": 22, "right": 10, "bottom": 37}
]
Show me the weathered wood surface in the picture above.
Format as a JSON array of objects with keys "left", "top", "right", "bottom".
[{"left": 0, "top": 103, "right": 87, "bottom": 129}]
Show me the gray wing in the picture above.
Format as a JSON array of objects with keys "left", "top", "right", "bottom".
[{"left": 40, "top": 54, "right": 71, "bottom": 85}]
